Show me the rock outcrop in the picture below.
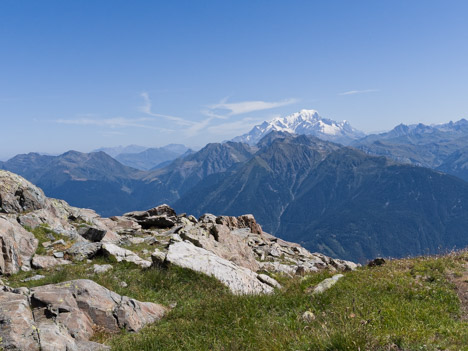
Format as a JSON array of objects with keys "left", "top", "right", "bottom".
[
  {"left": 123, "top": 204, "right": 177, "bottom": 229},
  {"left": 0, "top": 279, "right": 167, "bottom": 350},
  {"left": 165, "top": 241, "right": 275, "bottom": 295},
  {"left": 101, "top": 243, "right": 152, "bottom": 268},
  {"left": 0, "top": 170, "right": 361, "bottom": 350},
  {"left": 0, "top": 216, "right": 38, "bottom": 275},
  {"left": 0, "top": 170, "right": 48, "bottom": 213}
]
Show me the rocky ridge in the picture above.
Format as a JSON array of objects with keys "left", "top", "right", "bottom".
[{"left": 0, "top": 170, "right": 357, "bottom": 350}]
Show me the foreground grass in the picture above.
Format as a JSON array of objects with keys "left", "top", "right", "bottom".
[{"left": 7, "top": 252, "right": 468, "bottom": 350}]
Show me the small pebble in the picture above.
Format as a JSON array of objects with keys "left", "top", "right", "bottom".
[
  {"left": 53, "top": 252, "right": 64, "bottom": 259},
  {"left": 302, "top": 311, "right": 316, "bottom": 323},
  {"left": 21, "top": 275, "right": 45, "bottom": 282}
]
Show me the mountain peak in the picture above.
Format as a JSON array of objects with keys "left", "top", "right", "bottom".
[{"left": 232, "top": 110, "right": 365, "bottom": 146}]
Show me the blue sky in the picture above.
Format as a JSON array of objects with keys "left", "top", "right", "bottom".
[{"left": 1, "top": 0, "right": 468, "bottom": 159}]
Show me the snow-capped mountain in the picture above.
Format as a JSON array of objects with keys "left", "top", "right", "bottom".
[{"left": 232, "top": 109, "right": 365, "bottom": 145}]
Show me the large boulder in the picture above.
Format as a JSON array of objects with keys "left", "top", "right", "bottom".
[
  {"left": 101, "top": 243, "right": 152, "bottom": 268},
  {"left": 31, "top": 255, "right": 71, "bottom": 269},
  {"left": 0, "top": 170, "right": 48, "bottom": 214},
  {"left": 109, "top": 216, "right": 142, "bottom": 235},
  {"left": 0, "top": 279, "right": 167, "bottom": 350},
  {"left": 0, "top": 291, "right": 40, "bottom": 350},
  {"left": 124, "top": 204, "right": 177, "bottom": 229},
  {"left": 66, "top": 242, "right": 102, "bottom": 261},
  {"left": 165, "top": 241, "right": 277, "bottom": 295},
  {"left": 216, "top": 214, "right": 263, "bottom": 234},
  {"left": 179, "top": 224, "right": 259, "bottom": 271},
  {"left": 31, "top": 279, "right": 167, "bottom": 333},
  {"left": 0, "top": 216, "right": 38, "bottom": 275}
]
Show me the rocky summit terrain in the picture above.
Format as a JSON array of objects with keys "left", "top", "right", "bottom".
[
  {"left": 0, "top": 170, "right": 356, "bottom": 350},
  {"left": 5, "top": 131, "right": 468, "bottom": 263}
]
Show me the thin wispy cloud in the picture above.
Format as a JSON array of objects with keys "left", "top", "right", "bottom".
[
  {"left": 140, "top": 92, "right": 194, "bottom": 126},
  {"left": 339, "top": 89, "right": 379, "bottom": 96},
  {"left": 206, "top": 117, "right": 265, "bottom": 135},
  {"left": 56, "top": 94, "right": 297, "bottom": 140},
  {"left": 185, "top": 117, "right": 214, "bottom": 137},
  {"left": 56, "top": 117, "right": 173, "bottom": 132},
  {"left": 206, "top": 97, "right": 298, "bottom": 117},
  {"left": 101, "top": 131, "right": 125, "bottom": 137}
]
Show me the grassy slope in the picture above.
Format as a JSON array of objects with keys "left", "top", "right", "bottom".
[{"left": 5, "top": 250, "right": 468, "bottom": 351}]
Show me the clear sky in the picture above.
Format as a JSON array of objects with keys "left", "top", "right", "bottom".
[{"left": 1, "top": 0, "right": 468, "bottom": 159}]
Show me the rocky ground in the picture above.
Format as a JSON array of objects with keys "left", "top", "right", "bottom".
[{"left": 0, "top": 170, "right": 357, "bottom": 350}]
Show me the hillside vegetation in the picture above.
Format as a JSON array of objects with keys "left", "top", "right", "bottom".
[{"left": 6, "top": 250, "right": 468, "bottom": 351}]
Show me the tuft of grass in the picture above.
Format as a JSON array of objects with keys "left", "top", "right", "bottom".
[{"left": 26, "top": 225, "right": 72, "bottom": 255}]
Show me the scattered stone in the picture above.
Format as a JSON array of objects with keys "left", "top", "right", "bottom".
[
  {"left": 31, "top": 255, "right": 71, "bottom": 269},
  {"left": 169, "top": 234, "right": 183, "bottom": 243},
  {"left": 302, "top": 311, "right": 316, "bottom": 323},
  {"left": 367, "top": 257, "right": 386, "bottom": 267},
  {"left": 53, "top": 251, "right": 64, "bottom": 259},
  {"left": 21, "top": 274, "right": 45, "bottom": 282},
  {"left": 257, "top": 274, "right": 282, "bottom": 289},
  {"left": 109, "top": 216, "right": 142, "bottom": 234},
  {"left": 312, "top": 274, "right": 344, "bottom": 295},
  {"left": 198, "top": 213, "right": 217, "bottom": 224},
  {"left": 78, "top": 225, "right": 108, "bottom": 242},
  {"left": 259, "top": 261, "right": 296, "bottom": 276},
  {"left": 42, "top": 241, "right": 52, "bottom": 248},
  {"left": 66, "top": 242, "right": 102, "bottom": 261},
  {"left": 166, "top": 241, "right": 275, "bottom": 295},
  {"left": 151, "top": 248, "right": 167, "bottom": 266},
  {"left": 119, "top": 281, "right": 128, "bottom": 288},
  {"left": 124, "top": 204, "right": 177, "bottom": 229},
  {"left": 237, "top": 214, "right": 263, "bottom": 234},
  {"left": 187, "top": 215, "right": 198, "bottom": 223},
  {"left": 127, "top": 237, "right": 145, "bottom": 244},
  {"left": 52, "top": 239, "right": 66, "bottom": 246},
  {"left": 143, "top": 236, "right": 158, "bottom": 245},
  {"left": 101, "top": 243, "right": 152, "bottom": 268},
  {"left": 268, "top": 243, "right": 282, "bottom": 257},
  {"left": 93, "top": 264, "right": 113, "bottom": 274}
]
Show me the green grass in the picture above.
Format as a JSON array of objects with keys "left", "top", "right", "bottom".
[
  {"left": 25, "top": 224, "right": 72, "bottom": 255},
  {"left": 5, "top": 252, "right": 468, "bottom": 350}
]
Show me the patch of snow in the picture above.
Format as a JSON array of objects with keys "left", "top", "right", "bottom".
[{"left": 232, "top": 110, "right": 365, "bottom": 145}]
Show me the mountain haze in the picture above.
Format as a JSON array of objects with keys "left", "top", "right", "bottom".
[
  {"left": 0, "top": 151, "right": 144, "bottom": 216},
  {"left": 176, "top": 133, "right": 468, "bottom": 262},
  {"left": 115, "top": 144, "right": 190, "bottom": 170},
  {"left": 93, "top": 145, "right": 148, "bottom": 158},
  {"left": 354, "top": 119, "right": 468, "bottom": 181},
  {"left": 4, "top": 122, "right": 468, "bottom": 262}
]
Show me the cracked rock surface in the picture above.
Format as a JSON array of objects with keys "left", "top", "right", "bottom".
[{"left": 0, "top": 279, "right": 167, "bottom": 351}]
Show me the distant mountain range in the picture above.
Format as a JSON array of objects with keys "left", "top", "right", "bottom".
[
  {"left": 353, "top": 119, "right": 468, "bottom": 181},
  {"left": 0, "top": 151, "right": 145, "bottom": 215},
  {"left": 232, "top": 109, "right": 365, "bottom": 145},
  {"left": 115, "top": 144, "right": 192, "bottom": 170},
  {"left": 175, "top": 132, "right": 468, "bottom": 262},
  {"left": 93, "top": 143, "right": 191, "bottom": 170},
  {"left": 3, "top": 111, "right": 468, "bottom": 262},
  {"left": 93, "top": 144, "right": 149, "bottom": 158}
]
